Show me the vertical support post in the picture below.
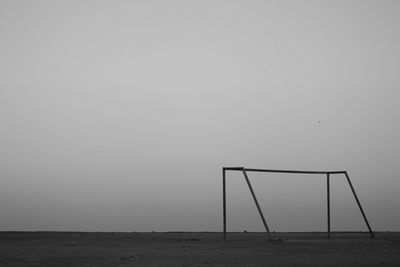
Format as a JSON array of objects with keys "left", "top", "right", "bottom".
[
  {"left": 242, "top": 169, "right": 271, "bottom": 239},
  {"left": 344, "top": 172, "right": 375, "bottom": 238},
  {"left": 223, "top": 168, "right": 226, "bottom": 240},
  {"left": 327, "top": 173, "right": 331, "bottom": 239}
]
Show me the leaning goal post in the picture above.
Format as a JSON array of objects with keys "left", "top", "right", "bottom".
[{"left": 222, "top": 167, "right": 374, "bottom": 240}]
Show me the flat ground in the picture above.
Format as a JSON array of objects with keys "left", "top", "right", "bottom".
[{"left": 1, "top": 232, "right": 399, "bottom": 266}]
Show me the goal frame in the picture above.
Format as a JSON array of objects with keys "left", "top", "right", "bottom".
[{"left": 222, "top": 167, "right": 374, "bottom": 240}]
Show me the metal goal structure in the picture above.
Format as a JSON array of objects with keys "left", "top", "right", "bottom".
[{"left": 222, "top": 167, "right": 374, "bottom": 240}]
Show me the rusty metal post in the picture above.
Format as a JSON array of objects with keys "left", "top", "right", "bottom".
[
  {"left": 344, "top": 172, "right": 375, "bottom": 238},
  {"left": 242, "top": 169, "right": 271, "bottom": 238},
  {"left": 327, "top": 173, "right": 331, "bottom": 238}
]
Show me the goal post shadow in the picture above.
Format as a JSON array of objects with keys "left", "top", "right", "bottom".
[{"left": 222, "top": 167, "right": 375, "bottom": 240}]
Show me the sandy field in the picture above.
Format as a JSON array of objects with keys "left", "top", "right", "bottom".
[{"left": 1, "top": 232, "right": 399, "bottom": 266}]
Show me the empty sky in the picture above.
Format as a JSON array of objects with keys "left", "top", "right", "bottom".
[{"left": 1, "top": 0, "right": 399, "bottom": 232}]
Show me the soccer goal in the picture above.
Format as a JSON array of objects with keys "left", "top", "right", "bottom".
[{"left": 222, "top": 167, "right": 374, "bottom": 240}]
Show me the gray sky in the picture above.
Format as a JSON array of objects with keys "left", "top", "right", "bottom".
[{"left": 1, "top": 0, "right": 399, "bottom": 232}]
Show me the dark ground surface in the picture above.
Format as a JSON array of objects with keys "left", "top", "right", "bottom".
[{"left": 0, "top": 232, "right": 399, "bottom": 266}]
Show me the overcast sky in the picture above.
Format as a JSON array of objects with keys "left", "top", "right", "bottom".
[{"left": 1, "top": 0, "right": 399, "bottom": 232}]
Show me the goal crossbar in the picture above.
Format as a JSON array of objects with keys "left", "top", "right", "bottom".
[{"left": 222, "top": 167, "right": 374, "bottom": 240}]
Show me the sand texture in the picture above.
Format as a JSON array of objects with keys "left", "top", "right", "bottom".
[{"left": 1, "top": 232, "right": 399, "bottom": 266}]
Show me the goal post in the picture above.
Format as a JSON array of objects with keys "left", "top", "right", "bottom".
[{"left": 222, "top": 167, "right": 375, "bottom": 240}]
